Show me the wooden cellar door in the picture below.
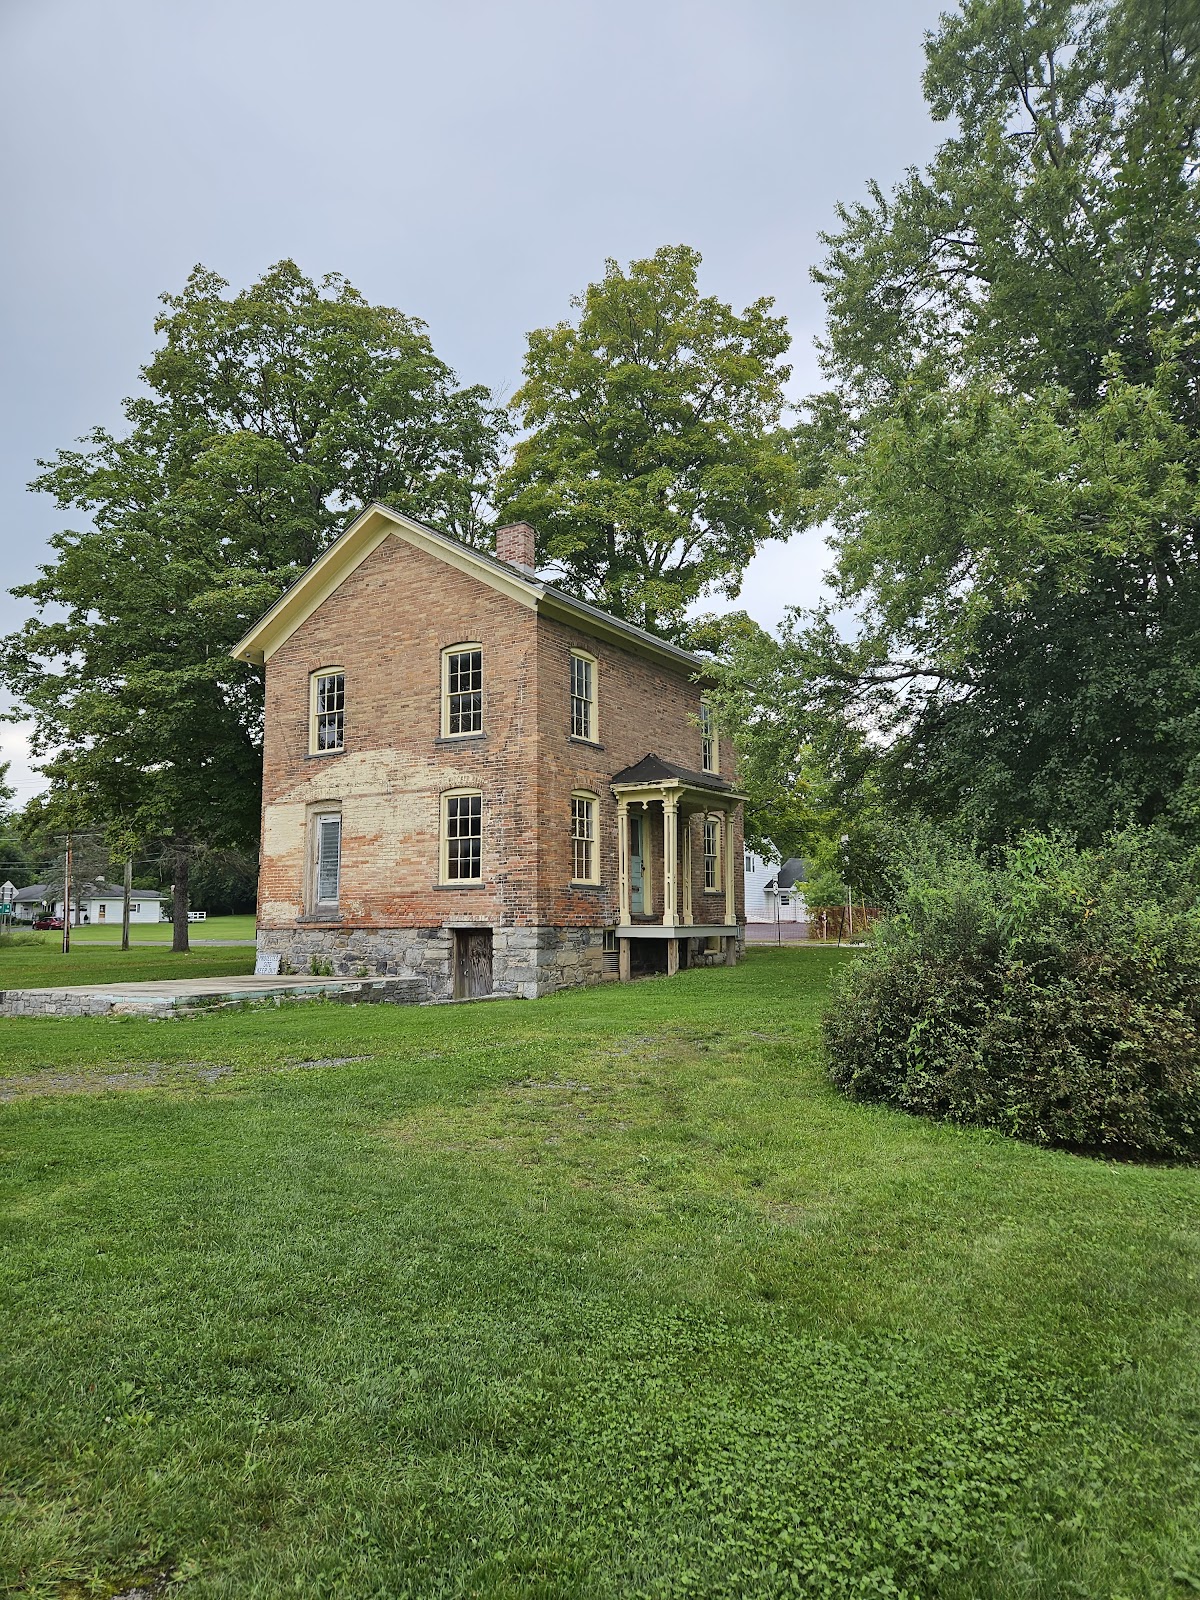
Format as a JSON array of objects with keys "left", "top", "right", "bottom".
[{"left": 453, "top": 928, "right": 493, "bottom": 999}]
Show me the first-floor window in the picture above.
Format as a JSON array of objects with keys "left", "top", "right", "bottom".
[
  {"left": 571, "top": 792, "right": 597, "bottom": 882},
  {"left": 703, "top": 816, "right": 721, "bottom": 892},
  {"left": 444, "top": 791, "right": 483, "bottom": 880},
  {"left": 315, "top": 812, "right": 342, "bottom": 905}
]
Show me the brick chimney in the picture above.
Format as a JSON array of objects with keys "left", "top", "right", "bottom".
[{"left": 495, "top": 521, "right": 537, "bottom": 574}]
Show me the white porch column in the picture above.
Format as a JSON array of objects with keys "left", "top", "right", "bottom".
[
  {"left": 681, "top": 813, "right": 693, "bottom": 925},
  {"left": 723, "top": 809, "right": 736, "bottom": 929},
  {"left": 617, "top": 798, "right": 631, "bottom": 926},
  {"left": 662, "top": 794, "right": 679, "bottom": 929}
]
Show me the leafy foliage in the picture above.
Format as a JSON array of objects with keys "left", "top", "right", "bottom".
[
  {"left": 499, "top": 245, "right": 803, "bottom": 638},
  {"left": 1, "top": 262, "right": 507, "bottom": 944},
  {"left": 746, "top": 0, "right": 1200, "bottom": 844},
  {"left": 825, "top": 829, "right": 1200, "bottom": 1158}
]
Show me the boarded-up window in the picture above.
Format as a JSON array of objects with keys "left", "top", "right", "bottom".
[{"left": 316, "top": 814, "right": 341, "bottom": 904}]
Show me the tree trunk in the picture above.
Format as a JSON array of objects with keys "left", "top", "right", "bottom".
[
  {"left": 121, "top": 856, "right": 132, "bottom": 951},
  {"left": 172, "top": 836, "right": 190, "bottom": 954}
]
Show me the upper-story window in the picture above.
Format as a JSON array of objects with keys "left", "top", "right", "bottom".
[
  {"left": 701, "top": 702, "right": 718, "bottom": 774},
  {"left": 570, "top": 651, "right": 597, "bottom": 741},
  {"left": 571, "top": 792, "right": 598, "bottom": 883},
  {"left": 310, "top": 669, "right": 345, "bottom": 754},
  {"left": 442, "top": 646, "right": 483, "bottom": 737},
  {"left": 442, "top": 790, "right": 483, "bottom": 881}
]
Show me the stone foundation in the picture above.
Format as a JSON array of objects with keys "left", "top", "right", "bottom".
[{"left": 256, "top": 923, "right": 625, "bottom": 999}]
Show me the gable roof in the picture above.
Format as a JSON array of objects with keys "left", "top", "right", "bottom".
[{"left": 230, "top": 503, "right": 714, "bottom": 681}]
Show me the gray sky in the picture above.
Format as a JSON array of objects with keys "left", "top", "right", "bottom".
[{"left": 0, "top": 0, "right": 947, "bottom": 803}]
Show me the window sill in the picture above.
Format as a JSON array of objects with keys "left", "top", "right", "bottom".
[
  {"left": 435, "top": 733, "right": 487, "bottom": 746},
  {"left": 570, "top": 880, "right": 605, "bottom": 890},
  {"left": 304, "top": 749, "right": 346, "bottom": 760},
  {"left": 568, "top": 735, "right": 604, "bottom": 750},
  {"left": 435, "top": 881, "right": 487, "bottom": 890}
]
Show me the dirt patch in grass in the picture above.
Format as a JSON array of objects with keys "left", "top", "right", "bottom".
[{"left": 0, "top": 1062, "right": 233, "bottom": 1101}]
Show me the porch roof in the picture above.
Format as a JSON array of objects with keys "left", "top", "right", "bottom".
[{"left": 610, "top": 754, "right": 735, "bottom": 795}]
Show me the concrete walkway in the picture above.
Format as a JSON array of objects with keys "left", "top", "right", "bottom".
[{"left": 0, "top": 973, "right": 426, "bottom": 1019}]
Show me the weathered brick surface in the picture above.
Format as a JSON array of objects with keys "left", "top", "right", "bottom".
[{"left": 256, "top": 529, "right": 744, "bottom": 995}]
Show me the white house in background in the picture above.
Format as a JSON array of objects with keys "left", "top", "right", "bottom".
[
  {"left": 11, "top": 883, "right": 167, "bottom": 924},
  {"left": 743, "top": 851, "right": 807, "bottom": 923}
]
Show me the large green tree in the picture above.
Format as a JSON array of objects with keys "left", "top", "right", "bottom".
[
  {"left": 498, "top": 245, "right": 804, "bottom": 639},
  {"left": 2, "top": 261, "right": 507, "bottom": 949},
  {"left": 759, "top": 0, "right": 1200, "bottom": 845}
]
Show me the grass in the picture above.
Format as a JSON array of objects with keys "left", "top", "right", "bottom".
[
  {"left": 0, "top": 948, "right": 1197, "bottom": 1599},
  {"left": 0, "top": 939, "right": 256, "bottom": 989},
  {"left": 8, "top": 913, "right": 257, "bottom": 946}
]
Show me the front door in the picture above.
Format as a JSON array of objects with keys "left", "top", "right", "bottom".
[
  {"left": 453, "top": 928, "right": 493, "bottom": 999},
  {"left": 630, "top": 815, "right": 645, "bottom": 916}
]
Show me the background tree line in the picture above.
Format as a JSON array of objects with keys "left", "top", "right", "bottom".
[{"left": 4, "top": 0, "right": 1198, "bottom": 942}]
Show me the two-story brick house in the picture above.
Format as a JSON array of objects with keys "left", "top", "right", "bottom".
[{"left": 231, "top": 504, "right": 745, "bottom": 999}]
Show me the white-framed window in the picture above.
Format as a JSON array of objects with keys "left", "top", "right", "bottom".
[
  {"left": 310, "top": 669, "right": 346, "bottom": 754},
  {"left": 131, "top": 903, "right": 141, "bottom": 913},
  {"left": 603, "top": 927, "right": 618, "bottom": 954},
  {"left": 701, "top": 703, "right": 718, "bottom": 774},
  {"left": 571, "top": 792, "right": 598, "bottom": 883},
  {"left": 442, "top": 790, "right": 483, "bottom": 881},
  {"left": 442, "top": 646, "right": 483, "bottom": 737},
  {"left": 703, "top": 816, "right": 721, "bottom": 892},
  {"left": 313, "top": 811, "right": 342, "bottom": 907},
  {"left": 570, "top": 650, "right": 597, "bottom": 741}
]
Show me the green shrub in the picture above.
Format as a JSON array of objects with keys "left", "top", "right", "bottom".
[{"left": 824, "top": 828, "right": 1200, "bottom": 1159}]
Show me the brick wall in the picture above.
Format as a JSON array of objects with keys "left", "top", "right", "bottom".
[
  {"left": 259, "top": 535, "right": 540, "bottom": 932},
  {"left": 533, "top": 612, "right": 744, "bottom": 927},
  {"left": 257, "top": 528, "right": 744, "bottom": 946}
]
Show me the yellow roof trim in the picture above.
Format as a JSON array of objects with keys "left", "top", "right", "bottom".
[{"left": 230, "top": 505, "right": 540, "bottom": 665}]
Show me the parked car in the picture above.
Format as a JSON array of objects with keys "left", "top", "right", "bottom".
[{"left": 33, "top": 916, "right": 64, "bottom": 930}]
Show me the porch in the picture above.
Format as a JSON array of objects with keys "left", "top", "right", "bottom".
[{"left": 610, "top": 755, "right": 743, "bottom": 980}]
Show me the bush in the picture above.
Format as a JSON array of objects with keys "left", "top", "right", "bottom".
[{"left": 823, "top": 828, "right": 1200, "bottom": 1159}]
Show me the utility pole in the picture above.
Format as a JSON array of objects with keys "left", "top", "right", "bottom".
[
  {"left": 121, "top": 856, "right": 132, "bottom": 951},
  {"left": 62, "top": 834, "right": 71, "bottom": 955}
]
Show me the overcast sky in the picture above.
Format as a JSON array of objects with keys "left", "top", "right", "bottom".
[{"left": 0, "top": 0, "right": 947, "bottom": 803}]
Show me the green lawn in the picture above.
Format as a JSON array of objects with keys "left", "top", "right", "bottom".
[
  {"left": 1, "top": 949, "right": 1197, "bottom": 1599},
  {"left": 0, "top": 940, "right": 256, "bottom": 989},
  {"left": 16, "top": 913, "right": 258, "bottom": 946}
]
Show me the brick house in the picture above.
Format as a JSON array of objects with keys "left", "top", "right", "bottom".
[{"left": 231, "top": 504, "right": 745, "bottom": 999}]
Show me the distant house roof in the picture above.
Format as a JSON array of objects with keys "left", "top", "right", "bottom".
[
  {"left": 610, "top": 754, "right": 734, "bottom": 792},
  {"left": 778, "top": 858, "right": 807, "bottom": 889},
  {"left": 764, "top": 858, "right": 808, "bottom": 891},
  {"left": 231, "top": 503, "right": 716, "bottom": 683},
  {"left": 13, "top": 882, "right": 165, "bottom": 904},
  {"left": 79, "top": 883, "right": 165, "bottom": 901}
]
